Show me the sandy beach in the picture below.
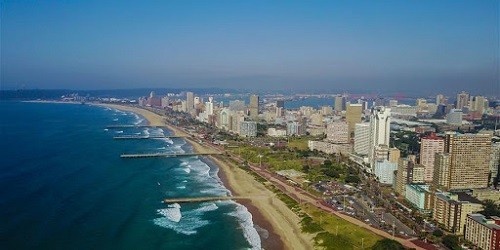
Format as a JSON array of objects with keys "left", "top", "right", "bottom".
[{"left": 98, "top": 103, "right": 314, "bottom": 249}]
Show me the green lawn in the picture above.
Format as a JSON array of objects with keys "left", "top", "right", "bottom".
[{"left": 302, "top": 204, "right": 382, "bottom": 249}]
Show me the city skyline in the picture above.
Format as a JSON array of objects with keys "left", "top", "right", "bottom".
[{"left": 1, "top": 0, "right": 499, "bottom": 95}]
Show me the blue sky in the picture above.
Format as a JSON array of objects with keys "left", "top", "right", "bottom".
[{"left": 1, "top": 0, "right": 498, "bottom": 95}]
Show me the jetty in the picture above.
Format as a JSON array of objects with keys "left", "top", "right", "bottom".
[
  {"left": 163, "top": 196, "right": 247, "bottom": 204},
  {"left": 106, "top": 125, "right": 169, "bottom": 129},
  {"left": 113, "top": 135, "right": 185, "bottom": 139},
  {"left": 120, "top": 152, "right": 222, "bottom": 158}
]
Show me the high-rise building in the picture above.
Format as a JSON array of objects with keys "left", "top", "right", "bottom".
[
  {"left": 186, "top": 92, "right": 194, "bottom": 112},
  {"left": 490, "top": 142, "right": 500, "bottom": 187},
  {"left": 436, "top": 94, "right": 445, "bottom": 105},
  {"left": 249, "top": 95, "right": 259, "bottom": 120},
  {"left": 420, "top": 133, "right": 445, "bottom": 183},
  {"left": 287, "top": 121, "right": 304, "bottom": 136},
  {"left": 369, "top": 106, "right": 391, "bottom": 169},
  {"left": 405, "top": 184, "right": 433, "bottom": 212},
  {"left": 239, "top": 121, "right": 257, "bottom": 137},
  {"left": 334, "top": 95, "right": 346, "bottom": 112},
  {"left": 388, "top": 148, "right": 401, "bottom": 164},
  {"left": 471, "top": 96, "right": 487, "bottom": 115},
  {"left": 276, "top": 100, "right": 285, "bottom": 109},
  {"left": 465, "top": 214, "right": 500, "bottom": 250},
  {"left": 395, "top": 156, "right": 419, "bottom": 194},
  {"left": 354, "top": 123, "right": 370, "bottom": 156},
  {"left": 433, "top": 153, "right": 451, "bottom": 188},
  {"left": 433, "top": 192, "right": 483, "bottom": 234},
  {"left": 374, "top": 160, "right": 398, "bottom": 184},
  {"left": 346, "top": 103, "right": 362, "bottom": 140},
  {"left": 205, "top": 97, "right": 214, "bottom": 116},
  {"left": 456, "top": 91, "right": 470, "bottom": 110},
  {"left": 446, "top": 109, "right": 463, "bottom": 125},
  {"left": 326, "top": 121, "right": 349, "bottom": 144},
  {"left": 435, "top": 133, "right": 492, "bottom": 190}
]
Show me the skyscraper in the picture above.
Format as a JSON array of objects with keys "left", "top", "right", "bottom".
[
  {"left": 435, "top": 132, "right": 492, "bottom": 190},
  {"left": 186, "top": 92, "right": 194, "bottom": 112},
  {"left": 436, "top": 94, "right": 445, "bottom": 105},
  {"left": 334, "top": 95, "right": 346, "bottom": 112},
  {"left": 276, "top": 100, "right": 285, "bottom": 109},
  {"left": 326, "top": 121, "right": 349, "bottom": 144},
  {"left": 456, "top": 91, "right": 469, "bottom": 110},
  {"left": 369, "top": 106, "right": 391, "bottom": 169},
  {"left": 249, "top": 95, "right": 259, "bottom": 120},
  {"left": 420, "top": 133, "right": 445, "bottom": 183},
  {"left": 346, "top": 103, "right": 362, "bottom": 140},
  {"left": 354, "top": 123, "right": 370, "bottom": 156}
]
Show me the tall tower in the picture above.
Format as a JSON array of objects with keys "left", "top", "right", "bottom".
[
  {"left": 186, "top": 92, "right": 194, "bottom": 112},
  {"left": 369, "top": 106, "right": 391, "bottom": 169},
  {"left": 420, "top": 133, "right": 445, "bottom": 183},
  {"left": 437, "top": 132, "right": 492, "bottom": 190},
  {"left": 334, "top": 95, "right": 346, "bottom": 112},
  {"left": 249, "top": 95, "right": 259, "bottom": 120},
  {"left": 456, "top": 91, "right": 469, "bottom": 110},
  {"left": 346, "top": 103, "right": 362, "bottom": 140}
]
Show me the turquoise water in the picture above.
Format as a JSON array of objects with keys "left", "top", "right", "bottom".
[{"left": 0, "top": 102, "right": 260, "bottom": 249}]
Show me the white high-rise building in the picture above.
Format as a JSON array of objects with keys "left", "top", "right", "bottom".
[
  {"left": 205, "top": 97, "right": 214, "bottom": 115},
  {"left": 354, "top": 123, "right": 370, "bottom": 156},
  {"left": 326, "top": 121, "right": 349, "bottom": 144},
  {"left": 369, "top": 106, "right": 391, "bottom": 169}
]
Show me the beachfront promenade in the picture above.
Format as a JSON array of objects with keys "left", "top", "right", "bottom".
[{"left": 120, "top": 152, "right": 222, "bottom": 158}]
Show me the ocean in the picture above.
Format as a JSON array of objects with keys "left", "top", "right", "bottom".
[{"left": 0, "top": 102, "right": 260, "bottom": 249}]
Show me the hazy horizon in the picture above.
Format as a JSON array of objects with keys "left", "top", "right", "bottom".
[{"left": 1, "top": 1, "right": 499, "bottom": 95}]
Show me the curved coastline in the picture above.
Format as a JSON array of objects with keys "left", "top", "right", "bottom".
[{"left": 96, "top": 103, "right": 297, "bottom": 249}]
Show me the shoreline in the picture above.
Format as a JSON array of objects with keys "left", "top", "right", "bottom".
[{"left": 97, "top": 103, "right": 303, "bottom": 249}]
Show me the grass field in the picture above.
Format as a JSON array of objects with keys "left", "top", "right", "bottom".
[{"left": 302, "top": 204, "right": 382, "bottom": 249}]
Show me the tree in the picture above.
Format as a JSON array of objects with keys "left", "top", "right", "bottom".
[
  {"left": 480, "top": 200, "right": 500, "bottom": 217},
  {"left": 302, "top": 165, "right": 310, "bottom": 173},
  {"left": 345, "top": 175, "right": 360, "bottom": 184},
  {"left": 442, "top": 235, "right": 460, "bottom": 250},
  {"left": 372, "top": 239, "right": 404, "bottom": 250},
  {"left": 432, "top": 229, "right": 443, "bottom": 237}
]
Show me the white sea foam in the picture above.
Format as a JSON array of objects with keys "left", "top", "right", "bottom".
[
  {"left": 157, "top": 147, "right": 166, "bottom": 150},
  {"left": 182, "top": 180, "right": 188, "bottom": 183},
  {"left": 176, "top": 185, "right": 186, "bottom": 189},
  {"left": 153, "top": 203, "right": 212, "bottom": 235},
  {"left": 134, "top": 118, "right": 144, "bottom": 125},
  {"left": 115, "top": 130, "right": 123, "bottom": 134},
  {"left": 183, "top": 168, "right": 191, "bottom": 174},
  {"left": 157, "top": 203, "right": 182, "bottom": 223},
  {"left": 113, "top": 118, "right": 118, "bottom": 121},
  {"left": 194, "top": 202, "right": 218, "bottom": 213},
  {"left": 143, "top": 129, "right": 150, "bottom": 136},
  {"left": 228, "top": 203, "right": 262, "bottom": 250},
  {"left": 104, "top": 129, "right": 108, "bottom": 131}
]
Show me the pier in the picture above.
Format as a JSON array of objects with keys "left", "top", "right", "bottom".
[
  {"left": 120, "top": 152, "right": 222, "bottom": 158},
  {"left": 163, "top": 196, "right": 247, "bottom": 204},
  {"left": 113, "top": 135, "right": 185, "bottom": 139}
]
